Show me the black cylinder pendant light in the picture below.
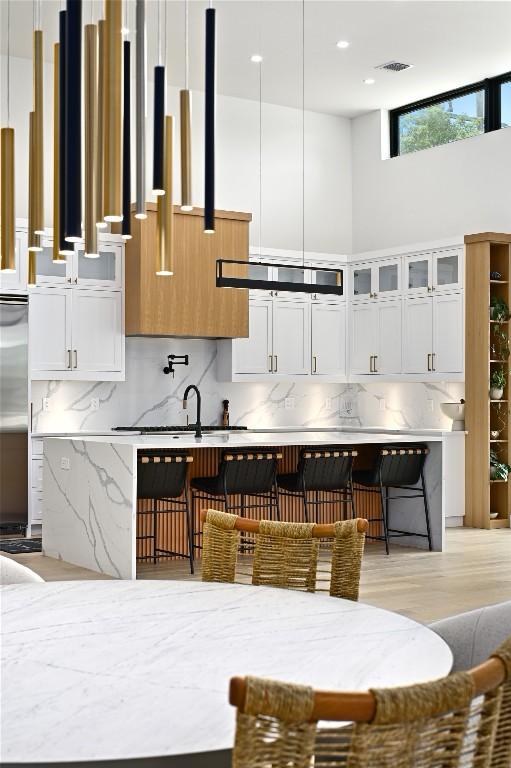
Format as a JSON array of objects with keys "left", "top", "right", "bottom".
[
  {"left": 152, "top": 65, "right": 165, "bottom": 196},
  {"left": 64, "top": 0, "right": 82, "bottom": 243},
  {"left": 204, "top": 7, "right": 216, "bottom": 233},
  {"left": 58, "top": 10, "right": 73, "bottom": 255},
  {"left": 122, "top": 40, "right": 131, "bottom": 239}
]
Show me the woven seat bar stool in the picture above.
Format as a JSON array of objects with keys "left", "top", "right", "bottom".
[
  {"left": 229, "top": 635, "right": 511, "bottom": 768},
  {"left": 353, "top": 443, "right": 432, "bottom": 555},
  {"left": 136, "top": 450, "right": 194, "bottom": 573},
  {"left": 190, "top": 449, "right": 282, "bottom": 554},
  {"left": 200, "top": 509, "right": 368, "bottom": 600},
  {"left": 277, "top": 446, "right": 358, "bottom": 523}
]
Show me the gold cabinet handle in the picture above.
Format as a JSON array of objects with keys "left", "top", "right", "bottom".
[
  {"left": 73, "top": 350, "right": 78, "bottom": 369},
  {"left": 268, "top": 355, "right": 273, "bottom": 373},
  {"left": 67, "top": 277, "right": 72, "bottom": 283},
  {"left": 427, "top": 353, "right": 431, "bottom": 372},
  {"left": 432, "top": 352, "right": 436, "bottom": 371},
  {"left": 374, "top": 355, "right": 378, "bottom": 373},
  {"left": 67, "top": 349, "right": 72, "bottom": 369},
  {"left": 369, "top": 355, "right": 373, "bottom": 373},
  {"left": 313, "top": 355, "right": 317, "bottom": 373},
  {"left": 274, "top": 355, "right": 278, "bottom": 372},
  {"left": 427, "top": 286, "right": 432, "bottom": 292}
]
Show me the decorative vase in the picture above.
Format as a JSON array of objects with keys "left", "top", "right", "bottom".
[
  {"left": 490, "top": 430, "right": 500, "bottom": 439},
  {"left": 490, "top": 387, "right": 504, "bottom": 400}
]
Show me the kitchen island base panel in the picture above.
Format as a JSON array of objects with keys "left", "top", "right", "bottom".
[{"left": 42, "top": 434, "right": 447, "bottom": 579}]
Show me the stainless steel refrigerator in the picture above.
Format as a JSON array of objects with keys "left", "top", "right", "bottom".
[{"left": 0, "top": 295, "right": 28, "bottom": 531}]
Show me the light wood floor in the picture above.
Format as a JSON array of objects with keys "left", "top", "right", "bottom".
[{"left": 5, "top": 528, "right": 510, "bottom": 623}]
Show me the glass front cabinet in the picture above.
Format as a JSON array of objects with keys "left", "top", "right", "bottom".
[
  {"left": 405, "top": 249, "right": 462, "bottom": 295},
  {"left": 351, "top": 258, "right": 401, "bottom": 301}
]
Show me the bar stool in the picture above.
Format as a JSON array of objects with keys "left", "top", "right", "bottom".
[
  {"left": 277, "top": 446, "right": 357, "bottom": 523},
  {"left": 352, "top": 443, "right": 432, "bottom": 555},
  {"left": 137, "top": 450, "right": 194, "bottom": 573},
  {"left": 190, "top": 448, "right": 282, "bottom": 552}
]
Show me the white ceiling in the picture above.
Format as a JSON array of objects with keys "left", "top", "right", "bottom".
[{"left": 2, "top": 1, "right": 511, "bottom": 117}]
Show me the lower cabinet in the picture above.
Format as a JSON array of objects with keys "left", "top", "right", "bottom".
[
  {"left": 403, "top": 292, "right": 463, "bottom": 375},
  {"left": 233, "top": 299, "right": 273, "bottom": 375},
  {"left": 30, "top": 287, "right": 124, "bottom": 380},
  {"left": 350, "top": 299, "right": 402, "bottom": 375},
  {"left": 311, "top": 303, "right": 346, "bottom": 376}
]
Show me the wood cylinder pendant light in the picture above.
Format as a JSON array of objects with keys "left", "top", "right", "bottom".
[
  {"left": 52, "top": 43, "right": 65, "bottom": 263},
  {"left": 96, "top": 19, "right": 107, "bottom": 229},
  {"left": 135, "top": 0, "right": 147, "bottom": 219},
  {"left": 64, "top": 0, "right": 82, "bottom": 243},
  {"left": 0, "top": 128, "right": 16, "bottom": 272},
  {"left": 122, "top": 39, "right": 132, "bottom": 240},
  {"left": 28, "top": 112, "right": 38, "bottom": 282},
  {"left": 204, "top": 7, "right": 216, "bottom": 233},
  {"left": 33, "top": 27, "right": 44, "bottom": 236},
  {"left": 104, "top": 0, "right": 123, "bottom": 222},
  {"left": 180, "top": 0, "right": 192, "bottom": 211},
  {"left": 84, "top": 24, "right": 99, "bottom": 257}
]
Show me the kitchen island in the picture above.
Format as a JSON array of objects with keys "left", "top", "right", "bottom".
[{"left": 41, "top": 429, "right": 464, "bottom": 578}]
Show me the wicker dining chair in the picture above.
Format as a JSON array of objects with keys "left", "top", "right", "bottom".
[
  {"left": 200, "top": 509, "right": 368, "bottom": 601},
  {"left": 229, "top": 636, "right": 511, "bottom": 768}
]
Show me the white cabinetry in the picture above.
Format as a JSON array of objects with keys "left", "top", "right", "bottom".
[
  {"left": 29, "top": 235, "right": 124, "bottom": 382},
  {"left": 351, "top": 258, "right": 401, "bottom": 302},
  {"left": 404, "top": 248, "right": 462, "bottom": 295},
  {"left": 311, "top": 303, "right": 346, "bottom": 376},
  {"left": 233, "top": 299, "right": 273, "bottom": 375},
  {"left": 350, "top": 299, "right": 402, "bottom": 375},
  {"left": 403, "top": 292, "right": 463, "bottom": 375},
  {"left": 0, "top": 229, "right": 28, "bottom": 293}
]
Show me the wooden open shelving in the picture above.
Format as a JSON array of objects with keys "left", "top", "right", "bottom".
[{"left": 465, "top": 233, "right": 511, "bottom": 529}]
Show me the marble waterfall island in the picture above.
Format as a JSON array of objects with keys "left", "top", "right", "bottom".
[{"left": 42, "top": 430, "right": 460, "bottom": 578}]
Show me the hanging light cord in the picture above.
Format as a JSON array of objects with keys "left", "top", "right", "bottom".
[
  {"left": 6, "top": 0, "right": 10, "bottom": 126},
  {"left": 158, "top": 0, "right": 162, "bottom": 66},
  {"left": 184, "top": 0, "right": 189, "bottom": 90},
  {"left": 258, "top": 2, "right": 262, "bottom": 258},
  {"left": 302, "top": 0, "right": 305, "bottom": 269}
]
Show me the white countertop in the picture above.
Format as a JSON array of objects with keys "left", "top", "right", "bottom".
[
  {"left": 1, "top": 580, "right": 452, "bottom": 763},
  {"left": 42, "top": 429, "right": 455, "bottom": 449}
]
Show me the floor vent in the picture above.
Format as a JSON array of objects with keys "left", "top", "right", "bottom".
[{"left": 375, "top": 61, "right": 413, "bottom": 72}]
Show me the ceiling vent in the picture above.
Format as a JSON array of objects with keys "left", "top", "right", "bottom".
[{"left": 375, "top": 61, "right": 413, "bottom": 73}]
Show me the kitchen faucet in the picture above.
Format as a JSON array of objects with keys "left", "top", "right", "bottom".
[{"left": 183, "top": 385, "right": 202, "bottom": 439}]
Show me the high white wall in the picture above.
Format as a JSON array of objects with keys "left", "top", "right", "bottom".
[
  {"left": 351, "top": 109, "right": 511, "bottom": 253},
  {"left": 0, "top": 54, "right": 352, "bottom": 255}
]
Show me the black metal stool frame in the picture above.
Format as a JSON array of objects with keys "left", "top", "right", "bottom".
[
  {"left": 354, "top": 451, "right": 433, "bottom": 556},
  {"left": 136, "top": 452, "right": 194, "bottom": 573}
]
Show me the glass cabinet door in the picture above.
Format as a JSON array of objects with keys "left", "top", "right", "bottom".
[
  {"left": 34, "top": 239, "right": 70, "bottom": 285},
  {"left": 311, "top": 267, "right": 345, "bottom": 299},
  {"left": 76, "top": 243, "right": 121, "bottom": 288},
  {"left": 352, "top": 266, "right": 372, "bottom": 299},
  {"left": 434, "top": 250, "right": 461, "bottom": 290},
  {"left": 376, "top": 260, "right": 400, "bottom": 296},
  {"left": 406, "top": 255, "right": 431, "bottom": 293},
  {"left": 272, "top": 265, "right": 308, "bottom": 295}
]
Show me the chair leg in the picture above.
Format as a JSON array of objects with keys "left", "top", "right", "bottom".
[
  {"left": 273, "top": 484, "right": 281, "bottom": 521},
  {"left": 303, "top": 490, "right": 309, "bottom": 523},
  {"left": 379, "top": 484, "right": 390, "bottom": 556},
  {"left": 184, "top": 486, "right": 194, "bottom": 575},
  {"left": 421, "top": 470, "right": 433, "bottom": 551},
  {"left": 350, "top": 481, "right": 356, "bottom": 519},
  {"left": 153, "top": 503, "right": 158, "bottom": 565},
  {"left": 314, "top": 490, "right": 319, "bottom": 523}
]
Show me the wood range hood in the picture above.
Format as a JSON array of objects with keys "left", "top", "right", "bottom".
[{"left": 120, "top": 204, "right": 251, "bottom": 339}]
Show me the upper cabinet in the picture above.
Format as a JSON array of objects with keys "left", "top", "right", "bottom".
[
  {"left": 351, "top": 258, "right": 401, "bottom": 302},
  {"left": 404, "top": 248, "right": 462, "bottom": 295},
  {"left": 32, "top": 236, "right": 122, "bottom": 289},
  {"left": 0, "top": 229, "right": 28, "bottom": 292},
  {"left": 122, "top": 204, "right": 251, "bottom": 339}
]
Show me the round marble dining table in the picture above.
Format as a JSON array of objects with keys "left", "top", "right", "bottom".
[{"left": 1, "top": 580, "right": 452, "bottom": 767}]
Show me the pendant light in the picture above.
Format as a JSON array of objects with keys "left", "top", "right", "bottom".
[
  {"left": 156, "top": 116, "right": 174, "bottom": 276},
  {"left": 122, "top": 18, "right": 132, "bottom": 240},
  {"left": 0, "top": 0, "right": 16, "bottom": 273},
  {"left": 216, "top": 0, "right": 343, "bottom": 295},
  {"left": 103, "top": 0, "right": 123, "bottom": 222},
  {"left": 28, "top": 111, "right": 37, "bottom": 282},
  {"left": 64, "top": 0, "right": 82, "bottom": 242},
  {"left": 135, "top": 0, "right": 146, "bottom": 219},
  {"left": 28, "top": 0, "right": 43, "bottom": 254},
  {"left": 96, "top": 18, "right": 107, "bottom": 229},
  {"left": 204, "top": 4, "right": 215, "bottom": 233},
  {"left": 180, "top": 0, "right": 192, "bottom": 211},
  {"left": 58, "top": 9, "right": 74, "bottom": 256},
  {"left": 84, "top": 17, "right": 99, "bottom": 258},
  {"left": 52, "top": 42, "right": 66, "bottom": 263},
  {"left": 152, "top": 0, "right": 165, "bottom": 198}
]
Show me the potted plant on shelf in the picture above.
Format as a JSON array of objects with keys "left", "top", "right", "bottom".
[
  {"left": 490, "top": 367, "right": 506, "bottom": 400},
  {"left": 490, "top": 449, "right": 511, "bottom": 481},
  {"left": 490, "top": 296, "right": 510, "bottom": 321}
]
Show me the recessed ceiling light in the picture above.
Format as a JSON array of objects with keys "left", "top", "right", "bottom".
[
  {"left": 250, "top": 54, "right": 263, "bottom": 63},
  {"left": 336, "top": 40, "right": 350, "bottom": 49},
  {"left": 363, "top": 78, "right": 375, "bottom": 85}
]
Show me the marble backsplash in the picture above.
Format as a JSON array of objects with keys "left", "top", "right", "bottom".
[{"left": 31, "top": 338, "right": 465, "bottom": 434}]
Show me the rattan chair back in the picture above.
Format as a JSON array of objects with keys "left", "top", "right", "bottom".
[
  {"left": 230, "top": 636, "right": 511, "bottom": 768},
  {"left": 200, "top": 509, "right": 367, "bottom": 600}
]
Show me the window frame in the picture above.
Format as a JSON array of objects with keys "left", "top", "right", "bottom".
[{"left": 390, "top": 71, "right": 511, "bottom": 157}]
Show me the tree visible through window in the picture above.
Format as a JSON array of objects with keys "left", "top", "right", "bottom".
[{"left": 398, "top": 90, "right": 485, "bottom": 154}]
